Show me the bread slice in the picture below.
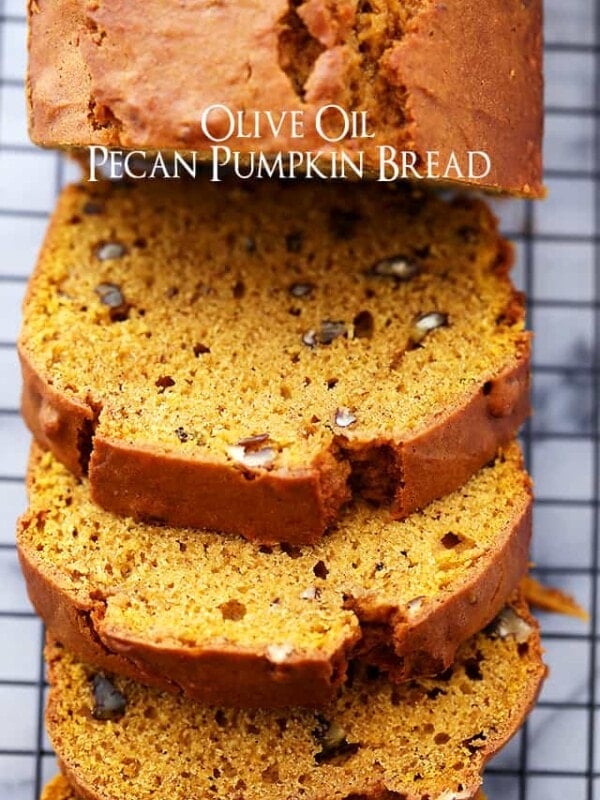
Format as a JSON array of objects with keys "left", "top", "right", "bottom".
[
  {"left": 44, "top": 598, "right": 545, "bottom": 800},
  {"left": 42, "top": 777, "right": 76, "bottom": 800},
  {"left": 19, "top": 442, "right": 531, "bottom": 708},
  {"left": 27, "top": 0, "right": 543, "bottom": 196},
  {"left": 19, "top": 179, "right": 530, "bottom": 545},
  {"left": 42, "top": 776, "right": 492, "bottom": 800}
]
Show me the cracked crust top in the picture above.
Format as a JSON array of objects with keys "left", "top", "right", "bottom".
[
  {"left": 28, "top": 0, "right": 543, "bottom": 195},
  {"left": 19, "top": 179, "right": 530, "bottom": 544},
  {"left": 19, "top": 441, "right": 531, "bottom": 708}
]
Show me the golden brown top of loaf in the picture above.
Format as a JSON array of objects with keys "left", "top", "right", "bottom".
[
  {"left": 19, "top": 442, "right": 531, "bottom": 706},
  {"left": 45, "top": 598, "right": 545, "bottom": 800},
  {"left": 19, "top": 178, "right": 529, "bottom": 543},
  {"left": 27, "top": 0, "right": 543, "bottom": 195}
]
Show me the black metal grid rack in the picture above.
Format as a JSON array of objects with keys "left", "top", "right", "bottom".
[{"left": 0, "top": 1, "right": 598, "bottom": 798}]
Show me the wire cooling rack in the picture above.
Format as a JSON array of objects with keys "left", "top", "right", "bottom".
[{"left": 0, "top": 1, "right": 598, "bottom": 798}]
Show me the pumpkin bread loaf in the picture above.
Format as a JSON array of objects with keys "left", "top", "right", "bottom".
[
  {"left": 19, "top": 178, "right": 530, "bottom": 545},
  {"left": 27, "top": 0, "right": 543, "bottom": 196},
  {"left": 44, "top": 598, "right": 545, "bottom": 800},
  {"left": 19, "top": 442, "right": 531, "bottom": 708}
]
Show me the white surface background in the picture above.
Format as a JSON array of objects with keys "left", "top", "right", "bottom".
[{"left": 0, "top": 1, "right": 598, "bottom": 798}]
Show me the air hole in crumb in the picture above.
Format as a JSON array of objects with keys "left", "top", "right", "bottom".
[
  {"left": 193, "top": 343, "right": 211, "bottom": 357},
  {"left": 464, "top": 657, "right": 484, "bottom": 681},
  {"left": 233, "top": 281, "right": 246, "bottom": 299},
  {"left": 483, "top": 381, "right": 493, "bottom": 395},
  {"left": 327, "top": 378, "right": 339, "bottom": 390},
  {"left": 214, "top": 710, "right": 227, "bottom": 727},
  {"left": 353, "top": 310, "right": 374, "bottom": 339},
  {"left": 434, "top": 732, "right": 450, "bottom": 745},
  {"left": 518, "top": 642, "right": 530, "bottom": 657},
  {"left": 438, "top": 666, "right": 454, "bottom": 682},
  {"left": 441, "top": 532, "right": 461, "bottom": 549},
  {"left": 313, "top": 560, "right": 329, "bottom": 579},
  {"left": 285, "top": 231, "right": 304, "bottom": 253},
  {"left": 329, "top": 208, "right": 361, "bottom": 239},
  {"left": 281, "top": 543, "right": 302, "bottom": 559},
  {"left": 426, "top": 687, "right": 446, "bottom": 700},
  {"left": 219, "top": 599, "right": 247, "bottom": 621},
  {"left": 155, "top": 375, "right": 175, "bottom": 391}
]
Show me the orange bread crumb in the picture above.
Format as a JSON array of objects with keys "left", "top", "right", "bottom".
[
  {"left": 20, "top": 178, "right": 530, "bottom": 544},
  {"left": 20, "top": 442, "right": 531, "bottom": 707},
  {"left": 44, "top": 598, "right": 545, "bottom": 800}
]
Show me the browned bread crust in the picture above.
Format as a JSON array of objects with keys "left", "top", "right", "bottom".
[
  {"left": 44, "top": 598, "right": 546, "bottom": 800},
  {"left": 19, "top": 179, "right": 530, "bottom": 545},
  {"left": 21, "top": 351, "right": 529, "bottom": 544},
  {"left": 19, "top": 443, "right": 531, "bottom": 708},
  {"left": 28, "top": 0, "right": 543, "bottom": 196}
]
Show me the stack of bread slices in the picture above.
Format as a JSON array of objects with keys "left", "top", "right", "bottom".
[{"left": 19, "top": 2, "right": 546, "bottom": 799}]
